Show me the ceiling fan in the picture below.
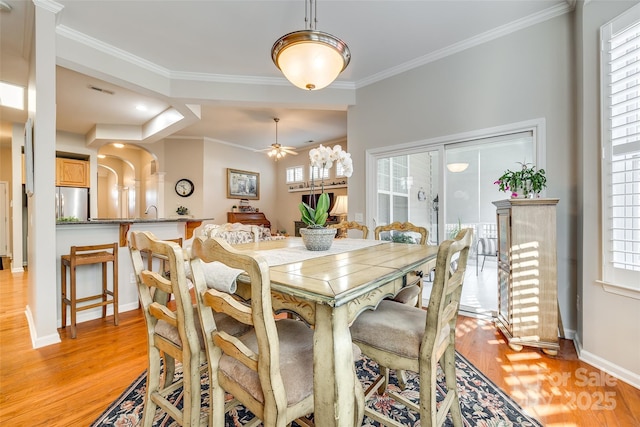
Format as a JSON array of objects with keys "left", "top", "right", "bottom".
[{"left": 263, "top": 118, "right": 298, "bottom": 160}]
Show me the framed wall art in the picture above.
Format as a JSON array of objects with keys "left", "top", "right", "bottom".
[{"left": 227, "top": 168, "right": 260, "bottom": 200}]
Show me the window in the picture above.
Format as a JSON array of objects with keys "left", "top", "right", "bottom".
[
  {"left": 601, "top": 5, "right": 640, "bottom": 288},
  {"left": 310, "top": 165, "right": 329, "bottom": 181},
  {"left": 286, "top": 166, "right": 304, "bottom": 183},
  {"left": 376, "top": 156, "right": 410, "bottom": 225}
]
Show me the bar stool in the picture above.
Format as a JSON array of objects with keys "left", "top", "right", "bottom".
[{"left": 61, "top": 243, "right": 118, "bottom": 338}]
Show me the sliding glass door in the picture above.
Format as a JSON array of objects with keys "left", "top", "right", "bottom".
[
  {"left": 370, "top": 126, "right": 539, "bottom": 314},
  {"left": 376, "top": 150, "right": 440, "bottom": 243}
]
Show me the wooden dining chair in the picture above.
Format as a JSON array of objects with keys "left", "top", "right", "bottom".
[
  {"left": 329, "top": 220, "right": 369, "bottom": 239},
  {"left": 129, "top": 231, "right": 206, "bottom": 426},
  {"left": 191, "top": 236, "right": 361, "bottom": 427},
  {"left": 129, "top": 231, "right": 249, "bottom": 426},
  {"left": 374, "top": 221, "right": 430, "bottom": 308},
  {"left": 350, "top": 228, "right": 473, "bottom": 427}
]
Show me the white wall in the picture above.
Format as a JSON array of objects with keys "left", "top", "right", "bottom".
[
  {"left": 349, "top": 15, "right": 577, "bottom": 330},
  {"left": 577, "top": 0, "right": 640, "bottom": 387}
]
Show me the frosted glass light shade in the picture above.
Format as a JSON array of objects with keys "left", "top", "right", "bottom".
[
  {"left": 446, "top": 162, "right": 469, "bottom": 173},
  {"left": 330, "top": 195, "right": 348, "bottom": 215},
  {"left": 272, "top": 30, "right": 350, "bottom": 91}
]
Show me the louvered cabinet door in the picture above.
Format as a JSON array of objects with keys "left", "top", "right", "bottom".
[{"left": 493, "top": 198, "right": 560, "bottom": 356}]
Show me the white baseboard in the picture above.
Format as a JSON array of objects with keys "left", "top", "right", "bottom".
[
  {"left": 25, "top": 305, "right": 61, "bottom": 349},
  {"left": 574, "top": 334, "right": 640, "bottom": 389}
]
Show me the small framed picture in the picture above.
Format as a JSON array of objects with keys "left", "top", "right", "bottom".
[{"left": 227, "top": 168, "right": 260, "bottom": 200}]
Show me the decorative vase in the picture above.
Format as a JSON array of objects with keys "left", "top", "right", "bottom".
[{"left": 300, "top": 227, "right": 337, "bottom": 251}]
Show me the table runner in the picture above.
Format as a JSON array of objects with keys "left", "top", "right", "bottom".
[{"left": 253, "top": 237, "right": 386, "bottom": 267}]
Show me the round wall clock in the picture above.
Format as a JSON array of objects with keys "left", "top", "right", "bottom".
[{"left": 175, "top": 178, "right": 194, "bottom": 197}]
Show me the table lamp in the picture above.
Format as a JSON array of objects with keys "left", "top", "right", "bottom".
[{"left": 330, "top": 195, "right": 348, "bottom": 237}]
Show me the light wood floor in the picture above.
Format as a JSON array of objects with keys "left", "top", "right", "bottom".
[{"left": 1, "top": 269, "right": 638, "bottom": 426}]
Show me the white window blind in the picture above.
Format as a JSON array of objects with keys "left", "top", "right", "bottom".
[
  {"left": 286, "top": 166, "right": 304, "bottom": 183},
  {"left": 310, "top": 166, "right": 329, "bottom": 181},
  {"left": 602, "top": 5, "right": 640, "bottom": 287}
]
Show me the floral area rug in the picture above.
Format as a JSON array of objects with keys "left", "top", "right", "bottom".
[{"left": 91, "top": 352, "right": 542, "bottom": 426}]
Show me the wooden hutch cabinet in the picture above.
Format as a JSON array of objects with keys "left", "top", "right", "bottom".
[{"left": 493, "top": 198, "right": 560, "bottom": 355}]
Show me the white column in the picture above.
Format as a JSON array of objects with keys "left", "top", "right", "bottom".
[{"left": 28, "top": 0, "right": 64, "bottom": 347}]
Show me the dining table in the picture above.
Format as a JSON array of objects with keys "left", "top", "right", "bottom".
[{"left": 233, "top": 237, "right": 438, "bottom": 427}]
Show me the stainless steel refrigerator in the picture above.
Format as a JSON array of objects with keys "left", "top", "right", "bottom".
[{"left": 55, "top": 187, "right": 89, "bottom": 221}]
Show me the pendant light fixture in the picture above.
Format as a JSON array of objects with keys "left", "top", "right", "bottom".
[{"left": 271, "top": 0, "right": 350, "bottom": 91}]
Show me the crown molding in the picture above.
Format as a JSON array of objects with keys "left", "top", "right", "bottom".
[
  {"left": 57, "top": 25, "right": 172, "bottom": 78},
  {"left": 56, "top": 2, "right": 573, "bottom": 92},
  {"left": 355, "top": 2, "right": 575, "bottom": 89},
  {"left": 33, "top": 0, "right": 63, "bottom": 14}
]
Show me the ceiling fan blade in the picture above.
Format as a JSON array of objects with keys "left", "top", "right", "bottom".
[{"left": 282, "top": 148, "right": 298, "bottom": 155}]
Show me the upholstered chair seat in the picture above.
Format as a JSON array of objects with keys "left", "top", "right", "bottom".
[{"left": 350, "top": 300, "right": 449, "bottom": 359}]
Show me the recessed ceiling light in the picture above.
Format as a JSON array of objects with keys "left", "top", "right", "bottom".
[
  {"left": 136, "top": 104, "right": 147, "bottom": 111},
  {"left": 113, "top": 143, "right": 124, "bottom": 148}
]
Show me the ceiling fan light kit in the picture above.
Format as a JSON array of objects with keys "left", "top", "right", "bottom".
[
  {"left": 271, "top": 0, "right": 350, "bottom": 91},
  {"left": 267, "top": 118, "right": 298, "bottom": 161}
]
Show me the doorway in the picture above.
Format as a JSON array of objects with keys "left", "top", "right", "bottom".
[{"left": 368, "top": 121, "right": 544, "bottom": 316}]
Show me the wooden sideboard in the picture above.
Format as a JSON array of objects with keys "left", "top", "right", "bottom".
[
  {"left": 493, "top": 198, "right": 559, "bottom": 355},
  {"left": 227, "top": 212, "right": 271, "bottom": 228}
]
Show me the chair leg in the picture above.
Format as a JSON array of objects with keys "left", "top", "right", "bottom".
[
  {"left": 396, "top": 369, "right": 409, "bottom": 390},
  {"left": 210, "top": 373, "right": 226, "bottom": 427},
  {"left": 376, "top": 365, "right": 390, "bottom": 395},
  {"left": 70, "top": 266, "right": 77, "bottom": 339},
  {"left": 61, "top": 263, "right": 67, "bottom": 328},
  {"left": 443, "top": 345, "right": 463, "bottom": 427},
  {"left": 182, "top": 356, "right": 202, "bottom": 427},
  {"left": 102, "top": 262, "right": 108, "bottom": 319},
  {"left": 112, "top": 255, "right": 119, "bottom": 326},
  {"left": 420, "top": 359, "right": 439, "bottom": 427},
  {"left": 143, "top": 348, "right": 162, "bottom": 427}
]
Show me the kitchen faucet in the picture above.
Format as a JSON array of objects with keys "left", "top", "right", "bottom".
[{"left": 144, "top": 205, "right": 158, "bottom": 219}]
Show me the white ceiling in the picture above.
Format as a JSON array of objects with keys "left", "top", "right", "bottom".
[{"left": 0, "top": 0, "right": 571, "bottom": 151}]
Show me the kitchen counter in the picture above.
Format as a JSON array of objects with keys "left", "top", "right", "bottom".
[
  {"left": 57, "top": 217, "right": 214, "bottom": 246},
  {"left": 56, "top": 217, "right": 215, "bottom": 330}
]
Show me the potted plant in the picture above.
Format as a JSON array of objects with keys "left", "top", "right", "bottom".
[
  {"left": 494, "top": 162, "right": 547, "bottom": 198},
  {"left": 176, "top": 205, "right": 189, "bottom": 215},
  {"left": 299, "top": 144, "right": 353, "bottom": 250}
]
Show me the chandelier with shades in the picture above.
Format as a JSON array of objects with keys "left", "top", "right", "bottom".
[{"left": 271, "top": 0, "right": 351, "bottom": 91}]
